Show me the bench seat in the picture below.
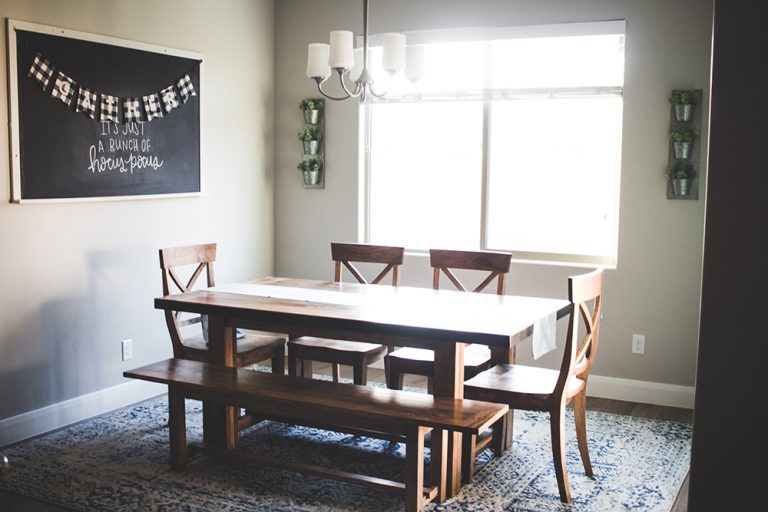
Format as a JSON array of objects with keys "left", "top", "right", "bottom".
[{"left": 124, "top": 358, "right": 508, "bottom": 512}]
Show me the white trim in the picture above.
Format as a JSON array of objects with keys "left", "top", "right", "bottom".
[
  {"left": 587, "top": 374, "right": 695, "bottom": 409},
  {"left": 0, "top": 380, "right": 164, "bottom": 448}
]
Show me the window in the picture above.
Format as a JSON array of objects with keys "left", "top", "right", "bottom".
[{"left": 365, "top": 21, "right": 625, "bottom": 267}]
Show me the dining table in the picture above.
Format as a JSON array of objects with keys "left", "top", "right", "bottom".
[{"left": 154, "top": 276, "right": 570, "bottom": 497}]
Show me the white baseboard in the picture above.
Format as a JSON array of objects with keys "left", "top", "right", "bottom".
[
  {"left": 586, "top": 374, "right": 695, "bottom": 409},
  {"left": 0, "top": 380, "right": 165, "bottom": 448}
]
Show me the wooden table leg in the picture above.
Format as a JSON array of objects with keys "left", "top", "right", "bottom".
[
  {"left": 433, "top": 341, "right": 465, "bottom": 498},
  {"left": 202, "top": 315, "right": 238, "bottom": 449},
  {"left": 490, "top": 343, "right": 516, "bottom": 451}
]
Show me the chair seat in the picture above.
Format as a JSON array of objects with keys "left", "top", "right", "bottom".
[
  {"left": 183, "top": 332, "right": 285, "bottom": 354},
  {"left": 387, "top": 343, "right": 492, "bottom": 370},
  {"left": 289, "top": 336, "right": 387, "bottom": 358},
  {"left": 464, "top": 363, "right": 586, "bottom": 403}
]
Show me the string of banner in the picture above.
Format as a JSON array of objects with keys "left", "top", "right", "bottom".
[{"left": 26, "top": 52, "right": 200, "bottom": 124}]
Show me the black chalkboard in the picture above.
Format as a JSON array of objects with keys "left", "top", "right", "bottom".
[{"left": 7, "top": 20, "right": 202, "bottom": 202}]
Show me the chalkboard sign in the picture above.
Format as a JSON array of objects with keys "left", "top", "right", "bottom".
[{"left": 6, "top": 19, "right": 203, "bottom": 203}]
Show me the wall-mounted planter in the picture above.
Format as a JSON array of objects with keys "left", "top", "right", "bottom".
[
  {"left": 302, "top": 170, "right": 321, "bottom": 186},
  {"left": 673, "top": 141, "right": 693, "bottom": 159},
  {"left": 674, "top": 104, "right": 694, "bottom": 122},
  {"left": 303, "top": 109, "right": 320, "bottom": 125},
  {"left": 298, "top": 98, "right": 325, "bottom": 189},
  {"left": 666, "top": 89, "right": 702, "bottom": 200},
  {"left": 669, "top": 90, "right": 697, "bottom": 122},
  {"left": 302, "top": 140, "right": 319, "bottom": 155},
  {"left": 671, "top": 178, "right": 691, "bottom": 197}
]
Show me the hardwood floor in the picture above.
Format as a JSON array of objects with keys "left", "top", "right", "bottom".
[{"left": 0, "top": 363, "right": 693, "bottom": 512}]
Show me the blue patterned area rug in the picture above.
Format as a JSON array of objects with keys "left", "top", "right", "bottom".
[{"left": 0, "top": 394, "right": 691, "bottom": 511}]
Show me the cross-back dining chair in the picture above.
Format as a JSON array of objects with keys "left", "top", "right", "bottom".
[
  {"left": 287, "top": 242, "right": 405, "bottom": 385},
  {"left": 384, "top": 248, "right": 512, "bottom": 392},
  {"left": 159, "top": 243, "right": 286, "bottom": 373},
  {"left": 461, "top": 268, "right": 604, "bottom": 503}
]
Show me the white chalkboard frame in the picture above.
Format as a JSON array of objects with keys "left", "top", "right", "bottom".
[{"left": 6, "top": 18, "right": 204, "bottom": 203}]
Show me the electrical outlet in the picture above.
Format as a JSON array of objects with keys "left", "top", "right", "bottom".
[
  {"left": 121, "top": 339, "right": 133, "bottom": 361},
  {"left": 631, "top": 334, "right": 645, "bottom": 355}
]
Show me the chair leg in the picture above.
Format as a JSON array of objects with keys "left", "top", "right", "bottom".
[
  {"left": 573, "top": 390, "right": 593, "bottom": 477},
  {"left": 288, "top": 349, "right": 298, "bottom": 377},
  {"left": 386, "top": 358, "right": 404, "bottom": 390},
  {"left": 353, "top": 362, "right": 368, "bottom": 385},
  {"left": 460, "top": 433, "right": 477, "bottom": 485},
  {"left": 271, "top": 352, "right": 285, "bottom": 375},
  {"left": 427, "top": 376, "right": 434, "bottom": 395},
  {"left": 550, "top": 405, "right": 572, "bottom": 503},
  {"left": 332, "top": 363, "right": 340, "bottom": 383}
]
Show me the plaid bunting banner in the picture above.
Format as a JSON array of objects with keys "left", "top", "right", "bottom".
[
  {"left": 27, "top": 53, "right": 55, "bottom": 91},
  {"left": 160, "top": 85, "right": 179, "bottom": 114},
  {"left": 142, "top": 93, "right": 164, "bottom": 121},
  {"left": 176, "top": 74, "right": 196, "bottom": 103},
  {"left": 122, "top": 97, "right": 144, "bottom": 123},
  {"left": 50, "top": 71, "right": 76, "bottom": 107},
  {"left": 75, "top": 87, "right": 98, "bottom": 119},
  {"left": 25, "top": 53, "right": 200, "bottom": 123},
  {"left": 100, "top": 94, "right": 120, "bottom": 123}
]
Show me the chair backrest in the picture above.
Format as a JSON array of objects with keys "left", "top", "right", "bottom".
[
  {"left": 158, "top": 243, "right": 217, "bottom": 354},
  {"left": 429, "top": 249, "right": 512, "bottom": 295},
  {"left": 331, "top": 243, "right": 405, "bottom": 285},
  {"left": 556, "top": 268, "right": 604, "bottom": 396}
]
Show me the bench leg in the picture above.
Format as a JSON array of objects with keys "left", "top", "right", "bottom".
[
  {"left": 430, "top": 428, "right": 449, "bottom": 503},
  {"left": 168, "top": 388, "right": 187, "bottom": 470},
  {"left": 492, "top": 412, "right": 512, "bottom": 455},
  {"left": 405, "top": 425, "right": 428, "bottom": 512}
]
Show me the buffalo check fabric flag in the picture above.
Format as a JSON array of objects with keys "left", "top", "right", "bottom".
[
  {"left": 51, "top": 71, "right": 76, "bottom": 107},
  {"left": 160, "top": 85, "right": 179, "bottom": 114},
  {"left": 100, "top": 94, "right": 120, "bottom": 123},
  {"left": 142, "top": 93, "right": 164, "bottom": 121},
  {"left": 27, "top": 53, "right": 55, "bottom": 91},
  {"left": 176, "top": 73, "right": 196, "bottom": 103},
  {"left": 75, "top": 87, "right": 98, "bottom": 119},
  {"left": 123, "top": 97, "right": 143, "bottom": 123}
]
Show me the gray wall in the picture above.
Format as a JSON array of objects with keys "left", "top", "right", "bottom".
[
  {"left": 275, "top": 0, "right": 712, "bottom": 394},
  {"left": 0, "top": 0, "right": 275, "bottom": 421}
]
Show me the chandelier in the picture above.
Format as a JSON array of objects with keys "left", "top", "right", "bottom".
[{"left": 305, "top": 0, "right": 420, "bottom": 102}]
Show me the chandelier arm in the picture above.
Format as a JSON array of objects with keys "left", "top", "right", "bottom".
[
  {"left": 314, "top": 77, "right": 353, "bottom": 101},
  {"left": 339, "top": 73, "right": 363, "bottom": 98},
  {"left": 366, "top": 74, "right": 394, "bottom": 98}
]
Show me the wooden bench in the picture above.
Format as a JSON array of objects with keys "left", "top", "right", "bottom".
[{"left": 124, "top": 358, "right": 508, "bottom": 512}]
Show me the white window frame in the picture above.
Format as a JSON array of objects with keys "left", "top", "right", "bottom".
[{"left": 363, "top": 21, "right": 625, "bottom": 268}]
